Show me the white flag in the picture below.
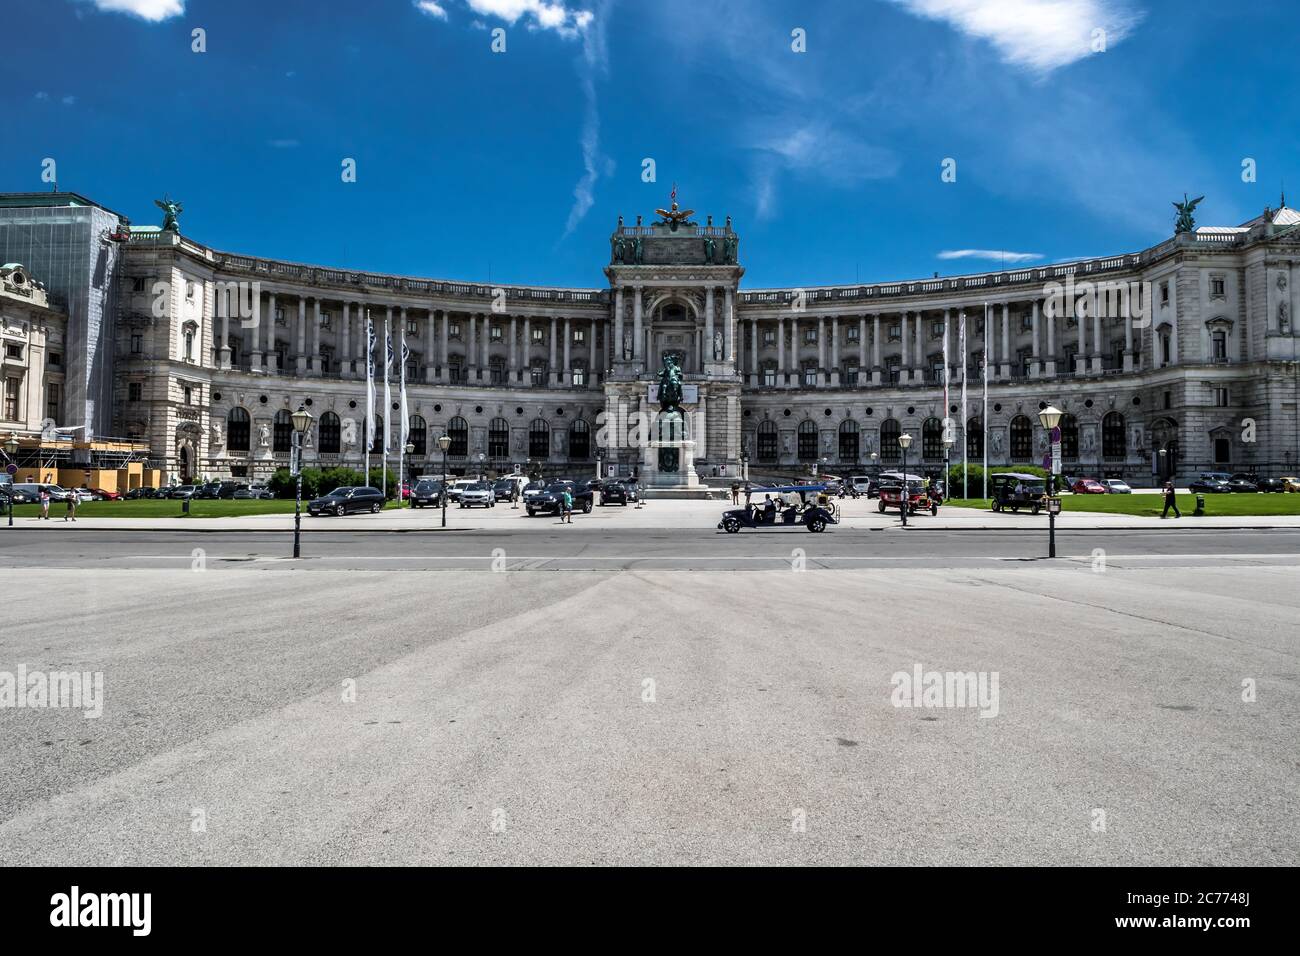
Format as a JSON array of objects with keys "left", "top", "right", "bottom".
[
  {"left": 383, "top": 314, "right": 393, "bottom": 455},
  {"left": 365, "top": 312, "right": 375, "bottom": 450},
  {"left": 399, "top": 334, "right": 410, "bottom": 446}
]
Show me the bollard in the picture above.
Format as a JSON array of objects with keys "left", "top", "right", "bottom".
[
  {"left": 1194, "top": 493, "right": 1205, "bottom": 516},
  {"left": 182, "top": 496, "right": 190, "bottom": 515}
]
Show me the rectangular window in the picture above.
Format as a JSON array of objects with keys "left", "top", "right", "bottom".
[
  {"left": 531, "top": 328, "right": 544, "bottom": 343},
  {"left": 530, "top": 363, "right": 546, "bottom": 386},
  {"left": 804, "top": 329, "right": 817, "bottom": 345},
  {"left": 319, "top": 311, "right": 332, "bottom": 330},
  {"left": 1210, "top": 276, "right": 1225, "bottom": 297},
  {"left": 572, "top": 365, "right": 586, "bottom": 387},
  {"left": 4, "top": 343, "right": 21, "bottom": 360},
  {"left": 846, "top": 325, "right": 860, "bottom": 343},
  {"left": 131, "top": 276, "right": 146, "bottom": 293},
  {"left": 4, "top": 377, "right": 20, "bottom": 419},
  {"left": 490, "top": 325, "right": 503, "bottom": 342},
  {"left": 182, "top": 385, "right": 192, "bottom": 406},
  {"left": 1214, "top": 387, "right": 1228, "bottom": 407},
  {"left": 930, "top": 321, "right": 943, "bottom": 338},
  {"left": 803, "top": 365, "right": 818, "bottom": 386},
  {"left": 128, "top": 382, "right": 143, "bottom": 402},
  {"left": 449, "top": 322, "right": 461, "bottom": 338},
  {"left": 889, "top": 324, "right": 901, "bottom": 342},
  {"left": 762, "top": 329, "right": 776, "bottom": 346},
  {"left": 48, "top": 352, "right": 61, "bottom": 367},
  {"left": 844, "top": 364, "right": 859, "bottom": 386},
  {"left": 1161, "top": 282, "right": 1169, "bottom": 304},
  {"left": 762, "top": 367, "right": 776, "bottom": 387},
  {"left": 406, "top": 319, "right": 417, "bottom": 335},
  {"left": 573, "top": 328, "right": 585, "bottom": 345}
]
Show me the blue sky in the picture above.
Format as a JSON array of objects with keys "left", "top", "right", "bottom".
[{"left": 4, "top": 0, "right": 1294, "bottom": 288}]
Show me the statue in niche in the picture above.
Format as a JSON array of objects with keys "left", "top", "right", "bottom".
[
  {"left": 1130, "top": 424, "right": 1144, "bottom": 452},
  {"left": 782, "top": 433, "right": 793, "bottom": 455},
  {"left": 1280, "top": 300, "right": 1290, "bottom": 333},
  {"left": 703, "top": 236, "right": 716, "bottom": 264},
  {"left": 209, "top": 420, "right": 224, "bottom": 446},
  {"left": 723, "top": 234, "right": 738, "bottom": 264},
  {"left": 622, "top": 330, "right": 633, "bottom": 360},
  {"left": 822, "top": 432, "right": 833, "bottom": 453},
  {"left": 341, "top": 418, "right": 358, "bottom": 450},
  {"left": 632, "top": 236, "right": 643, "bottom": 265},
  {"left": 990, "top": 428, "right": 1004, "bottom": 457},
  {"left": 1082, "top": 426, "right": 1096, "bottom": 455},
  {"left": 1277, "top": 272, "right": 1287, "bottom": 292},
  {"left": 611, "top": 236, "right": 626, "bottom": 264},
  {"left": 713, "top": 330, "right": 723, "bottom": 360},
  {"left": 257, "top": 422, "right": 270, "bottom": 448}
]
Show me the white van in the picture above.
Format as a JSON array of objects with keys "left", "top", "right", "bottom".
[{"left": 446, "top": 479, "right": 477, "bottom": 502}]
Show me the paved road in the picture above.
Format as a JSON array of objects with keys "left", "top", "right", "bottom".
[
  {"left": 2, "top": 526, "right": 1296, "bottom": 865},
  {"left": 2, "top": 526, "right": 1299, "bottom": 570}
]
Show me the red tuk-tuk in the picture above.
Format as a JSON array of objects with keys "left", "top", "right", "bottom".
[{"left": 877, "top": 472, "right": 939, "bottom": 516}]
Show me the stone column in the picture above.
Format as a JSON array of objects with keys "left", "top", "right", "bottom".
[
  {"left": 1076, "top": 297, "right": 1087, "bottom": 375},
  {"left": 1029, "top": 299, "right": 1040, "bottom": 377},
  {"left": 424, "top": 307, "right": 435, "bottom": 383},
  {"left": 705, "top": 287, "right": 715, "bottom": 363},
  {"left": 549, "top": 317, "right": 558, "bottom": 386},
  {"left": 588, "top": 318, "right": 597, "bottom": 388},
  {"left": 467, "top": 313, "right": 478, "bottom": 380},
  {"left": 482, "top": 313, "right": 491, "bottom": 370},
  {"left": 311, "top": 299, "right": 322, "bottom": 376},
  {"left": 632, "top": 287, "right": 643, "bottom": 365},
  {"left": 522, "top": 316, "right": 531, "bottom": 384},
  {"left": 251, "top": 292, "right": 267, "bottom": 371},
  {"left": 614, "top": 287, "right": 624, "bottom": 364},
  {"left": 508, "top": 316, "right": 518, "bottom": 382},
  {"left": 1045, "top": 301, "right": 1057, "bottom": 377},
  {"left": 899, "top": 312, "right": 910, "bottom": 384},
  {"left": 1168, "top": 275, "right": 1179, "bottom": 365},
  {"left": 295, "top": 297, "right": 307, "bottom": 374},
  {"left": 749, "top": 319, "right": 758, "bottom": 386},
  {"left": 777, "top": 317, "right": 786, "bottom": 387},
  {"left": 871, "top": 314, "right": 882, "bottom": 385},
  {"left": 340, "top": 302, "right": 351, "bottom": 379},
  {"left": 1123, "top": 308, "right": 1134, "bottom": 372},
  {"left": 1092, "top": 307, "right": 1103, "bottom": 374},
  {"left": 725, "top": 289, "right": 736, "bottom": 365},
  {"left": 942, "top": 309, "right": 951, "bottom": 384},
  {"left": 915, "top": 310, "right": 924, "bottom": 381},
  {"left": 830, "top": 316, "right": 841, "bottom": 387},
  {"left": 218, "top": 301, "right": 231, "bottom": 369},
  {"left": 790, "top": 317, "right": 799, "bottom": 385},
  {"left": 563, "top": 317, "right": 572, "bottom": 386},
  {"left": 817, "top": 316, "right": 827, "bottom": 385},
  {"left": 1000, "top": 302, "right": 1011, "bottom": 379},
  {"left": 858, "top": 315, "right": 867, "bottom": 382},
  {"left": 439, "top": 311, "right": 449, "bottom": 383}
]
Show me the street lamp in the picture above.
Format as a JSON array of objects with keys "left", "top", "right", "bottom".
[
  {"left": 404, "top": 441, "right": 414, "bottom": 507},
  {"left": 3, "top": 433, "right": 19, "bottom": 528},
  {"left": 943, "top": 435, "right": 954, "bottom": 499},
  {"left": 1038, "top": 404, "right": 1063, "bottom": 558},
  {"left": 438, "top": 434, "right": 451, "bottom": 528},
  {"left": 898, "top": 432, "right": 913, "bottom": 527},
  {"left": 290, "top": 404, "right": 314, "bottom": 559},
  {"left": 477, "top": 452, "right": 486, "bottom": 481},
  {"left": 740, "top": 452, "right": 749, "bottom": 482}
]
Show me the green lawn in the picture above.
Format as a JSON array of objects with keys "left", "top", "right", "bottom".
[
  {"left": 944, "top": 493, "right": 1300, "bottom": 517},
  {"left": 2, "top": 498, "right": 405, "bottom": 519}
]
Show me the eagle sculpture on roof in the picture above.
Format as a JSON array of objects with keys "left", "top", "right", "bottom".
[{"left": 655, "top": 183, "right": 694, "bottom": 229}]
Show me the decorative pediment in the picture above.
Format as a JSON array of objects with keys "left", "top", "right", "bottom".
[{"left": 1205, "top": 315, "right": 1234, "bottom": 331}]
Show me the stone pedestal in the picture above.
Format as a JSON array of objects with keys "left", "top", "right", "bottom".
[{"left": 640, "top": 439, "right": 713, "bottom": 498}]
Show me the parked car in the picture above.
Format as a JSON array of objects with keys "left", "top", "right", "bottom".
[
  {"left": 520, "top": 481, "right": 548, "bottom": 507},
  {"left": 1189, "top": 473, "right": 1232, "bottom": 494},
  {"left": 600, "top": 480, "right": 636, "bottom": 506},
  {"left": 307, "top": 486, "right": 386, "bottom": 516},
  {"left": 169, "top": 485, "right": 198, "bottom": 500},
  {"left": 70, "top": 487, "right": 98, "bottom": 502},
  {"left": 125, "top": 486, "right": 160, "bottom": 499},
  {"left": 232, "top": 485, "right": 274, "bottom": 500},
  {"left": 1101, "top": 479, "right": 1132, "bottom": 494},
  {"left": 718, "top": 485, "right": 837, "bottom": 533},
  {"left": 493, "top": 475, "right": 530, "bottom": 500},
  {"left": 1252, "top": 476, "right": 1285, "bottom": 493},
  {"left": 459, "top": 481, "right": 496, "bottom": 508},
  {"left": 1, "top": 484, "right": 37, "bottom": 504},
  {"left": 1280, "top": 476, "right": 1300, "bottom": 493},
  {"left": 1226, "top": 473, "right": 1261, "bottom": 493},
  {"left": 1070, "top": 478, "right": 1107, "bottom": 495},
  {"left": 446, "top": 479, "right": 477, "bottom": 503},
  {"left": 527, "top": 480, "right": 594, "bottom": 516},
  {"left": 491, "top": 479, "right": 518, "bottom": 502},
  {"left": 877, "top": 474, "right": 939, "bottom": 516},
  {"left": 990, "top": 472, "right": 1047, "bottom": 513},
  {"left": 410, "top": 478, "right": 444, "bottom": 508}
]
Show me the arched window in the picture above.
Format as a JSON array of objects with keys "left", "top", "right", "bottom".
[
  {"left": 529, "top": 418, "right": 550, "bottom": 459},
  {"left": 273, "top": 409, "right": 293, "bottom": 453},
  {"left": 488, "top": 418, "right": 510, "bottom": 459},
  {"left": 1059, "top": 414, "right": 1079, "bottom": 460},
  {"left": 757, "top": 420, "right": 778, "bottom": 461},
  {"left": 318, "top": 412, "right": 341, "bottom": 454},
  {"left": 966, "top": 417, "right": 983, "bottom": 459},
  {"left": 1010, "top": 415, "right": 1033, "bottom": 461},
  {"left": 1102, "top": 412, "right": 1125, "bottom": 459},
  {"left": 922, "top": 418, "right": 943, "bottom": 460},
  {"left": 569, "top": 419, "right": 590, "bottom": 459},
  {"left": 227, "top": 408, "right": 250, "bottom": 452},
  {"left": 371, "top": 416, "right": 385, "bottom": 455},
  {"left": 797, "top": 420, "right": 817, "bottom": 460},
  {"left": 838, "top": 419, "right": 859, "bottom": 461},
  {"left": 880, "top": 419, "right": 900, "bottom": 462},
  {"left": 447, "top": 416, "right": 468, "bottom": 457},
  {"left": 408, "top": 415, "right": 427, "bottom": 456}
]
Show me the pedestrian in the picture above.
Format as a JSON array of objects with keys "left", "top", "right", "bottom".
[
  {"left": 730, "top": 480, "right": 740, "bottom": 505},
  {"left": 65, "top": 491, "right": 78, "bottom": 522},
  {"left": 38, "top": 487, "right": 50, "bottom": 520},
  {"left": 561, "top": 488, "right": 573, "bottom": 523},
  {"left": 1161, "top": 479, "right": 1181, "bottom": 519},
  {"left": 743, "top": 480, "right": 752, "bottom": 507}
]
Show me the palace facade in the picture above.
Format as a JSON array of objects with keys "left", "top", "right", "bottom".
[{"left": 2, "top": 190, "right": 1299, "bottom": 486}]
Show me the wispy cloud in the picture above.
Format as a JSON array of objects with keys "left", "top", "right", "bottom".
[
  {"left": 938, "top": 249, "right": 1044, "bottom": 262},
  {"left": 76, "top": 0, "right": 185, "bottom": 21},
  {"left": 34, "top": 91, "right": 49, "bottom": 100},
  {"left": 887, "top": 0, "right": 1142, "bottom": 73},
  {"left": 268, "top": 139, "right": 300, "bottom": 149},
  {"left": 415, "top": 1, "right": 448, "bottom": 19},
  {"left": 418, "top": 0, "right": 593, "bottom": 38},
  {"left": 62, "top": 95, "right": 77, "bottom": 106}
]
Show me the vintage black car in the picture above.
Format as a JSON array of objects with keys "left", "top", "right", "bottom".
[
  {"left": 600, "top": 480, "right": 637, "bottom": 506},
  {"left": 526, "top": 480, "right": 594, "bottom": 516},
  {"left": 307, "top": 485, "right": 386, "bottom": 516},
  {"left": 718, "top": 485, "right": 837, "bottom": 533},
  {"left": 989, "top": 472, "right": 1047, "bottom": 514}
]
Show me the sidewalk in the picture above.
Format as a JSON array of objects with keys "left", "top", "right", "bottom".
[{"left": 6, "top": 498, "right": 1299, "bottom": 532}]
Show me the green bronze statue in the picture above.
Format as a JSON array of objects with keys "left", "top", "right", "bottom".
[
  {"left": 1172, "top": 193, "right": 1203, "bottom": 235},
  {"left": 703, "top": 236, "right": 716, "bottom": 263},
  {"left": 155, "top": 195, "right": 183, "bottom": 233},
  {"left": 657, "top": 353, "right": 684, "bottom": 412}
]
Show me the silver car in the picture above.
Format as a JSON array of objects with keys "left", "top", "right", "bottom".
[
  {"left": 1102, "top": 479, "right": 1132, "bottom": 494},
  {"left": 458, "top": 482, "right": 496, "bottom": 508}
]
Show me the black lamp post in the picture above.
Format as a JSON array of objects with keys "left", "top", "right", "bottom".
[
  {"left": 3, "top": 433, "right": 18, "bottom": 527},
  {"left": 438, "top": 434, "right": 451, "bottom": 528},
  {"left": 1039, "top": 404, "right": 1062, "bottom": 558},
  {"left": 898, "top": 432, "right": 913, "bottom": 527},
  {"left": 291, "top": 404, "right": 314, "bottom": 559}
]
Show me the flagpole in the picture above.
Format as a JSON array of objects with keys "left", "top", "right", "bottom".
[
  {"left": 364, "top": 308, "right": 372, "bottom": 487},
  {"left": 942, "top": 308, "right": 950, "bottom": 486},
  {"left": 960, "top": 310, "right": 968, "bottom": 500},
  {"left": 982, "top": 302, "right": 989, "bottom": 500},
  {"left": 382, "top": 310, "right": 391, "bottom": 502}
]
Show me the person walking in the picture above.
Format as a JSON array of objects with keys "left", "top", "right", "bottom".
[
  {"left": 65, "top": 491, "right": 78, "bottom": 522},
  {"left": 561, "top": 488, "right": 573, "bottom": 523},
  {"left": 1161, "top": 479, "right": 1181, "bottom": 519},
  {"left": 730, "top": 480, "right": 740, "bottom": 505},
  {"left": 743, "top": 480, "right": 752, "bottom": 507},
  {"left": 38, "top": 487, "right": 50, "bottom": 520}
]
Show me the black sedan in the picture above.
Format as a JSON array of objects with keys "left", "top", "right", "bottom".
[
  {"left": 526, "top": 480, "right": 594, "bottom": 516},
  {"left": 410, "top": 479, "right": 444, "bottom": 508},
  {"left": 1252, "top": 476, "right": 1285, "bottom": 493},
  {"left": 600, "top": 481, "right": 637, "bottom": 506},
  {"left": 1227, "top": 473, "right": 1262, "bottom": 493},
  {"left": 1188, "top": 474, "right": 1231, "bottom": 494},
  {"left": 307, "top": 485, "right": 386, "bottom": 516}
]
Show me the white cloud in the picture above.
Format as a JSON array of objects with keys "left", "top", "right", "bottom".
[
  {"left": 34, "top": 91, "right": 49, "bottom": 100},
  {"left": 414, "top": 1, "right": 448, "bottom": 19},
  {"left": 80, "top": 0, "right": 185, "bottom": 21},
  {"left": 938, "top": 249, "right": 1044, "bottom": 262},
  {"left": 888, "top": 0, "right": 1142, "bottom": 72},
  {"left": 62, "top": 95, "right": 77, "bottom": 106},
  {"left": 268, "top": 139, "right": 300, "bottom": 149}
]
